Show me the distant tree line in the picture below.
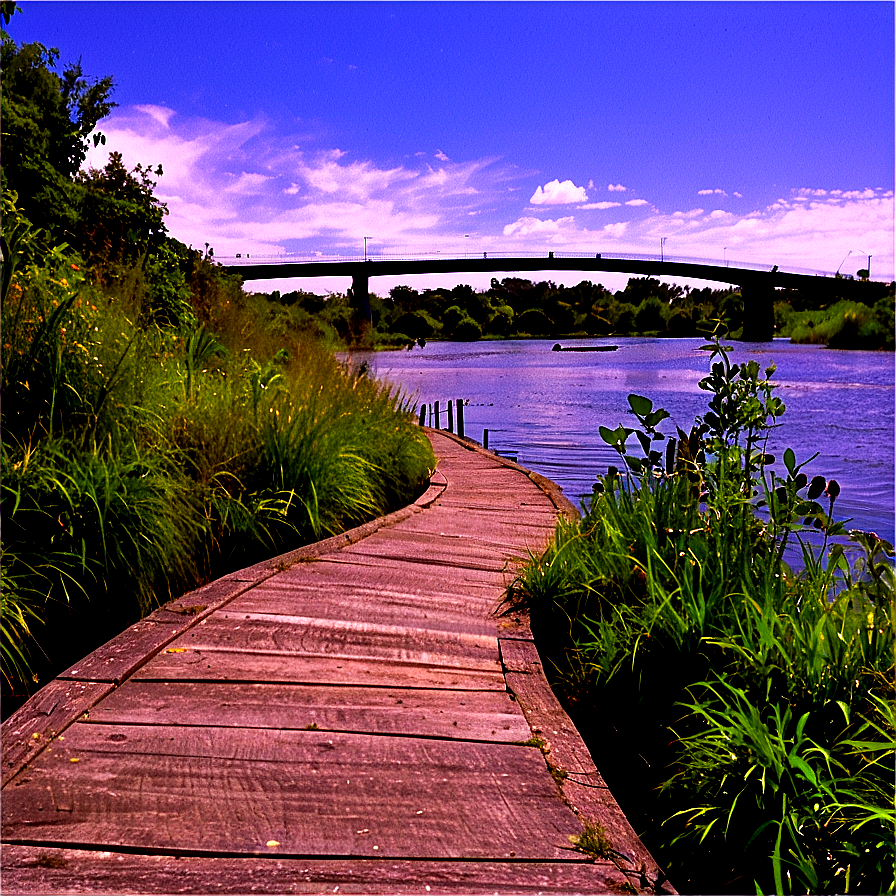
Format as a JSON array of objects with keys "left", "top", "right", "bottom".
[{"left": 255, "top": 273, "right": 894, "bottom": 350}]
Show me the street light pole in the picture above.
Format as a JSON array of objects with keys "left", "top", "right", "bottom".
[
  {"left": 660, "top": 237, "right": 667, "bottom": 263},
  {"left": 724, "top": 247, "right": 729, "bottom": 267},
  {"left": 364, "top": 236, "right": 371, "bottom": 261}
]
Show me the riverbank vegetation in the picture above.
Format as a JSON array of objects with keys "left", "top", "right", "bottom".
[
  {"left": 504, "top": 331, "right": 894, "bottom": 894},
  {"left": 775, "top": 295, "right": 894, "bottom": 350},
  {"left": 252, "top": 274, "right": 895, "bottom": 351},
  {"left": 1, "top": 18, "right": 434, "bottom": 706}
]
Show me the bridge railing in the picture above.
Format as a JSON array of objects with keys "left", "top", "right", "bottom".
[{"left": 217, "top": 250, "right": 844, "bottom": 280}]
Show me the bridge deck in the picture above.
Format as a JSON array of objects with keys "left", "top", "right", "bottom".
[{"left": 1, "top": 432, "right": 671, "bottom": 895}]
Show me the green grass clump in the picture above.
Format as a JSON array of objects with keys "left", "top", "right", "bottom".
[
  {"left": 1, "top": 197, "right": 435, "bottom": 702},
  {"left": 570, "top": 819, "right": 615, "bottom": 860},
  {"left": 506, "top": 329, "right": 894, "bottom": 895}
]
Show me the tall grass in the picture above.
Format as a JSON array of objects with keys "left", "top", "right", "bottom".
[
  {"left": 1, "top": 198, "right": 435, "bottom": 701},
  {"left": 505, "top": 329, "right": 894, "bottom": 894}
]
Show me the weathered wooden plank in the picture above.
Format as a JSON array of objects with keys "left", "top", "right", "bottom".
[
  {"left": 364, "top": 528, "right": 554, "bottom": 558},
  {"left": 396, "top": 508, "right": 558, "bottom": 537},
  {"left": 84, "top": 681, "right": 532, "bottom": 742},
  {"left": 3, "top": 725, "right": 582, "bottom": 861},
  {"left": 434, "top": 498, "right": 558, "bottom": 515},
  {"left": 56, "top": 620, "right": 189, "bottom": 685},
  {"left": 338, "top": 541, "right": 516, "bottom": 573},
  {"left": 0, "top": 846, "right": 639, "bottom": 895},
  {"left": 1, "top": 681, "right": 114, "bottom": 788},
  {"left": 267, "top": 554, "right": 509, "bottom": 594},
  {"left": 165, "top": 613, "right": 501, "bottom": 671},
  {"left": 228, "top": 586, "right": 502, "bottom": 638},
  {"left": 132, "top": 647, "right": 507, "bottom": 690},
  {"left": 311, "top": 553, "right": 510, "bottom": 588}
]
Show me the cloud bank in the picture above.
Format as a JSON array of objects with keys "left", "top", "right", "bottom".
[{"left": 84, "top": 106, "right": 894, "bottom": 281}]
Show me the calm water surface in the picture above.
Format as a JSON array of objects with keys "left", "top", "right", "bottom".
[{"left": 357, "top": 338, "right": 894, "bottom": 543}]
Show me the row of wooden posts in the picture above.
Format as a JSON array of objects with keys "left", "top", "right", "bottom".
[{"left": 418, "top": 399, "right": 489, "bottom": 449}]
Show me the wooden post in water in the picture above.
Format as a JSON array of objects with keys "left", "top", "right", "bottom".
[
  {"left": 483, "top": 428, "right": 489, "bottom": 449},
  {"left": 447, "top": 400, "right": 454, "bottom": 433},
  {"left": 456, "top": 399, "right": 465, "bottom": 439},
  {"left": 434, "top": 400, "right": 440, "bottom": 431},
  {"left": 419, "top": 404, "right": 426, "bottom": 426}
]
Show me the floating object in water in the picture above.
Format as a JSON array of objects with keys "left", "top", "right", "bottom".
[{"left": 552, "top": 343, "right": 618, "bottom": 352}]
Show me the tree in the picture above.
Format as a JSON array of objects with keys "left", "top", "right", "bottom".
[
  {"left": 75, "top": 152, "right": 168, "bottom": 268},
  {"left": 1, "top": 24, "right": 115, "bottom": 238}
]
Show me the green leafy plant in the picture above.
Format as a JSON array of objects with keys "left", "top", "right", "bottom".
[{"left": 505, "top": 326, "right": 894, "bottom": 894}]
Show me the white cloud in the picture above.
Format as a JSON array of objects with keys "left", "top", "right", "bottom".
[
  {"left": 435, "top": 150, "right": 450, "bottom": 161},
  {"left": 503, "top": 215, "right": 577, "bottom": 237},
  {"left": 608, "top": 183, "right": 626, "bottom": 192},
  {"left": 602, "top": 222, "right": 628, "bottom": 238},
  {"left": 698, "top": 188, "right": 727, "bottom": 196},
  {"left": 578, "top": 201, "right": 622, "bottom": 210},
  {"left": 625, "top": 199, "right": 649, "bottom": 207},
  {"left": 529, "top": 179, "right": 589, "bottom": 205}
]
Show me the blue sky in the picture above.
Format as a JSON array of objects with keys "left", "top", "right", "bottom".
[{"left": 12, "top": 2, "right": 895, "bottom": 294}]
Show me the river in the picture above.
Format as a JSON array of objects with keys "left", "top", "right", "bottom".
[{"left": 353, "top": 337, "right": 894, "bottom": 543}]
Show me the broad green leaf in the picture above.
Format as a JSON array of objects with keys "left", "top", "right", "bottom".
[{"left": 627, "top": 394, "right": 653, "bottom": 417}]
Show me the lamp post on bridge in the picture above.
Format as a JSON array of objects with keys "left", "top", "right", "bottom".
[
  {"left": 724, "top": 247, "right": 729, "bottom": 267},
  {"left": 364, "top": 236, "right": 372, "bottom": 261},
  {"left": 836, "top": 250, "right": 853, "bottom": 276},
  {"left": 660, "top": 237, "right": 667, "bottom": 263}
]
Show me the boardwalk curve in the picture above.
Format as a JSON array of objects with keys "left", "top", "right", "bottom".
[{"left": 2, "top": 431, "right": 672, "bottom": 894}]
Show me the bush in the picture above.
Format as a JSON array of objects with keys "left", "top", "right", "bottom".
[
  {"left": 514, "top": 307, "right": 554, "bottom": 336},
  {"left": 453, "top": 316, "right": 482, "bottom": 341}
]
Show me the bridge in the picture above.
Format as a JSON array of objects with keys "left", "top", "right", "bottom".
[{"left": 223, "top": 251, "right": 887, "bottom": 341}]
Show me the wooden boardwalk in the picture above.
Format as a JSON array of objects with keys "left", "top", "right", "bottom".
[{"left": 2, "top": 431, "right": 672, "bottom": 895}]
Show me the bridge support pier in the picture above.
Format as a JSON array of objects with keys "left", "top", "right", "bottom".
[
  {"left": 351, "top": 270, "right": 372, "bottom": 323},
  {"left": 739, "top": 282, "right": 776, "bottom": 342},
  {"left": 347, "top": 269, "right": 373, "bottom": 345}
]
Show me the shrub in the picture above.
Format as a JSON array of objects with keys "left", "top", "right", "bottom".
[
  {"left": 453, "top": 316, "right": 482, "bottom": 341},
  {"left": 514, "top": 307, "right": 554, "bottom": 336}
]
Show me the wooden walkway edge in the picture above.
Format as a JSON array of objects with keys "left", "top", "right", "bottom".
[{"left": 2, "top": 430, "right": 674, "bottom": 895}]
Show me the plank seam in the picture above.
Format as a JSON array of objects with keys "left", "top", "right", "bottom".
[{"left": 0, "top": 838, "right": 602, "bottom": 865}]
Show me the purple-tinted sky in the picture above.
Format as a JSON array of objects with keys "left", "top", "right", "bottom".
[{"left": 11, "top": 1, "right": 895, "bottom": 294}]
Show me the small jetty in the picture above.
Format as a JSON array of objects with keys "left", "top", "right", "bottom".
[
  {"left": 2, "top": 430, "right": 672, "bottom": 895},
  {"left": 552, "top": 343, "right": 619, "bottom": 352}
]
